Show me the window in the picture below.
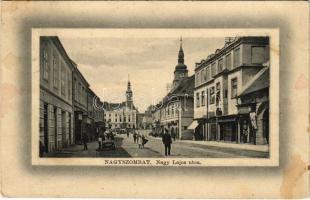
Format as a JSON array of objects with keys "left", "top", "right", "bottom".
[
  {"left": 42, "top": 47, "right": 49, "bottom": 81},
  {"left": 209, "top": 87, "right": 215, "bottom": 104},
  {"left": 206, "top": 66, "right": 211, "bottom": 81},
  {"left": 201, "top": 69, "right": 204, "bottom": 83},
  {"left": 196, "top": 71, "right": 200, "bottom": 85},
  {"left": 67, "top": 72, "right": 71, "bottom": 100},
  {"left": 233, "top": 48, "right": 240, "bottom": 68},
  {"left": 78, "top": 83, "right": 81, "bottom": 102},
  {"left": 226, "top": 53, "right": 232, "bottom": 70},
  {"left": 218, "top": 58, "right": 223, "bottom": 73},
  {"left": 231, "top": 78, "right": 238, "bottom": 98},
  {"left": 196, "top": 92, "right": 200, "bottom": 107},
  {"left": 61, "top": 64, "right": 65, "bottom": 95},
  {"left": 53, "top": 53, "right": 58, "bottom": 88},
  {"left": 211, "top": 62, "right": 216, "bottom": 77},
  {"left": 203, "top": 68, "right": 207, "bottom": 81},
  {"left": 216, "top": 82, "right": 221, "bottom": 106},
  {"left": 201, "top": 91, "right": 205, "bottom": 106},
  {"left": 74, "top": 79, "right": 77, "bottom": 100},
  {"left": 251, "top": 46, "right": 265, "bottom": 64}
]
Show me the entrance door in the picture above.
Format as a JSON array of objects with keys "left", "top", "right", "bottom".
[
  {"left": 75, "top": 112, "right": 82, "bottom": 144},
  {"left": 54, "top": 107, "right": 57, "bottom": 151},
  {"left": 62, "top": 111, "right": 66, "bottom": 147},
  {"left": 68, "top": 113, "right": 71, "bottom": 145},
  {"left": 263, "top": 110, "right": 269, "bottom": 144},
  {"left": 43, "top": 104, "right": 48, "bottom": 153}
]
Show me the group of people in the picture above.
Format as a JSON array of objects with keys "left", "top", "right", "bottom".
[
  {"left": 132, "top": 131, "right": 148, "bottom": 149},
  {"left": 132, "top": 129, "right": 173, "bottom": 156},
  {"left": 81, "top": 128, "right": 174, "bottom": 156},
  {"left": 97, "top": 130, "right": 115, "bottom": 150}
]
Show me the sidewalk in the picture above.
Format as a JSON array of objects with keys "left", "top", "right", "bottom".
[
  {"left": 44, "top": 141, "right": 98, "bottom": 157},
  {"left": 151, "top": 136, "right": 269, "bottom": 153}
]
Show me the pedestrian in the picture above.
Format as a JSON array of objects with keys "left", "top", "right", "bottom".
[
  {"left": 142, "top": 134, "right": 148, "bottom": 148},
  {"left": 127, "top": 131, "right": 129, "bottom": 138},
  {"left": 39, "top": 140, "right": 44, "bottom": 157},
  {"left": 133, "top": 132, "right": 137, "bottom": 143},
  {"left": 162, "top": 129, "right": 172, "bottom": 156},
  {"left": 82, "top": 133, "right": 88, "bottom": 150},
  {"left": 171, "top": 129, "right": 176, "bottom": 141},
  {"left": 138, "top": 134, "right": 143, "bottom": 149}
]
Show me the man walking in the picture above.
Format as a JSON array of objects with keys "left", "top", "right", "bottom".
[
  {"left": 162, "top": 129, "right": 172, "bottom": 156},
  {"left": 133, "top": 131, "right": 137, "bottom": 143},
  {"left": 82, "top": 133, "right": 88, "bottom": 150}
]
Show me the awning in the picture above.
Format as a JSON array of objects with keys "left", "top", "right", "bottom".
[{"left": 188, "top": 120, "right": 199, "bottom": 130}]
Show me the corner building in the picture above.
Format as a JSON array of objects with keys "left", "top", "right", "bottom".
[
  {"left": 39, "top": 36, "right": 74, "bottom": 153},
  {"left": 193, "top": 37, "right": 269, "bottom": 145}
]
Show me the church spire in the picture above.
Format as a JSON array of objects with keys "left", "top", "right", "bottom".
[
  {"left": 178, "top": 37, "right": 184, "bottom": 64},
  {"left": 127, "top": 74, "right": 131, "bottom": 90}
]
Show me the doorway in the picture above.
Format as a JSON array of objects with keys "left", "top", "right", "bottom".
[
  {"left": 68, "top": 113, "right": 72, "bottom": 145},
  {"left": 54, "top": 107, "right": 57, "bottom": 151},
  {"left": 43, "top": 104, "right": 48, "bottom": 153},
  {"left": 263, "top": 110, "right": 269, "bottom": 144},
  {"left": 61, "top": 110, "right": 66, "bottom": 148}
]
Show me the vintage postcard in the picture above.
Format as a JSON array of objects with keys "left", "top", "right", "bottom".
[
  {"left": 31, "top": 28, "right": 279, "bottom": 166},
  {"left": 1, "top": 1, "right": 309, "bottom": 198}
]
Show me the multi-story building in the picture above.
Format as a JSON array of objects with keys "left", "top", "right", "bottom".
[
  {"left": 104, "top": 80, "right": 138, "bottom": 130},
  {"left": 136, "top": 113, "right": 145, "bottom": 129},
  {"left": 142, "top": 106, "right": 153, "bottom": 129},
  {"left": 93, "top": 96, "right": 105, "bottom": 138},
  {"left": 72, "top": 61, "right": 90, "bottom": 144},
  {"left": 39, "top": 36, "right": 74, "bottom": 153},
  {"left": 191, "top": 36, "right": 270, "bottom": 145},
  {"left": 151, "top": 38, "right": 195, "bottom": 139}
]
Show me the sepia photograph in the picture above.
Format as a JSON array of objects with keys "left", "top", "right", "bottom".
[
  {"left": 2, "top": 1, "right": 309, "bottom": 198},
  {"left": 32, "top": 29, "right": 279, "bottom": 166}
]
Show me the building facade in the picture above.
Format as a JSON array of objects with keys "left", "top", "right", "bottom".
[
  {"left": 39, "top": 36, "right": 74, "bottom": 153},
  {"left": 72, "top": 61, "right": 90, "bottom": 144},
  {"left": 104, "top": 80, "right": 138, "bottom": 130},
  {"left": 151, "top": 38, "right": 195, "bottom": 140},
  {"left": 192, "top": 37, "right": 270, "bottom": 145}
]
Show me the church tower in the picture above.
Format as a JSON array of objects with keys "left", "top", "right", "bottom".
[
  {"left": 172, "top": 37, "right": 188, "bottom": 90},
  {"left": 126, "top": 75, "right": 133, "bottom": 109}
]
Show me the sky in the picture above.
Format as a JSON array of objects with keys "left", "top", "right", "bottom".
[{"left": 59, "top": 35, "right": 225, "bottom": 112}]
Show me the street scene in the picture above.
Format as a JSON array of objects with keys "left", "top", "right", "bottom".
[
  {"left": 38, "top": 32, "right": 270, "bottom": 158},
  {"left": 46, "top": 129, "right": 268, "bottom": 158}
]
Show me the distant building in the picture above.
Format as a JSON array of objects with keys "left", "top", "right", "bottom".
[
  {"left": 142, "top": 106, "right": 153, "bottom": 129},
  {"left": 104, "top": 79, "right": 138, "bottom": 130},
  {"left": 191, "top": 36, "right": 269, "bottom": 145},
  {"left": 39, "top": 36, "right": 75, "bottom": 153},
  {"left": 136, "top": 113, "right": 145, "bottom": 129}
]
